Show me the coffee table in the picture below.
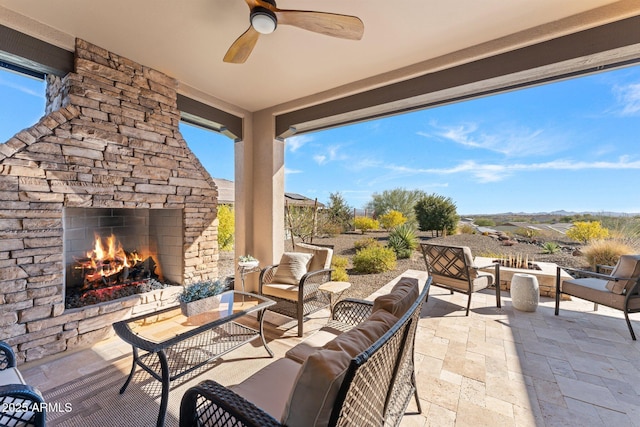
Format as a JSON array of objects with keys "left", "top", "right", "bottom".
[{"left": 113, "top": 291, "right": 275, "bottom": 427}]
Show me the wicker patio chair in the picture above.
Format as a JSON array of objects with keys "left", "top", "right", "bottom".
[
  {"left": 421, "top": 243, "right": 501, "bottom": 315},
  {"left": 555, "top": 254, "right": 640, "bottom": 340},
  {"left": 259, "top": 243, "right": 333, "bottom": 336},
  {"left": 0, "top": 341, "right": 46, "bottom": 427}
]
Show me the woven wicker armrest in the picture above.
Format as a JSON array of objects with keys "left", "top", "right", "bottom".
[
  {"left": 0, "top": 341, "right": 16, "bottom": 370},
  {"left": 259, "top": 264, "right": 279, "bottom": 288},
  {"left": 180, "top": 379, "right": 281, "bottom": 427},
  {"left": 332, "top": 298, "right": 373, "bottom": 325}
]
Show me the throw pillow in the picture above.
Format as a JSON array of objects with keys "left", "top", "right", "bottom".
[{"left": 271, "top": 252, "right": 313, "bottom": 285}]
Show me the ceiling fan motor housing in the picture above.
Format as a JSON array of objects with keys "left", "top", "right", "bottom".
[{"left": 251, "top": 6, "right": 277, "bottom": 34}]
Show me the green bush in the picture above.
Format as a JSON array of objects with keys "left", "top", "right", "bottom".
[
  {"left": 541, "top": 242, "right": 560, "bottom": 254},
  {"left": 514, "top": 227, "right": 540, "bottom": 239},
  {"left": 354, "top": 216, "right": 380, "bottom": 233},
  {"left": 387, "top": 224, "right": 418, "bottom": 259},
  {"left": 458, "top": 224, "right": 475, "bottom": 234},
  {"left": 353, "top": 246, "right": 397, "bottom": 273},
  {"left": 474, "top": 218, "right": 496, "bottom": 227},
  {"left": 217, "top": 204, "right": 234, "bottom": 251},
  {"left": 354, "top": 237, "right": 380, "bottom": 251},
  {"left": 582, "top": 239, "right": 635, "bottom": 268},
  {"left": 566, "top": 221, "right": 609, "bottom": 243},
  {"left": 331, "top": 255, "right": 349, "bottom": 281},
  {"left": 379, "top": 210, "right": 407, "bottom": 230},
  {"left": 414, "top": 193, "right": 459, "bottom": 236}
]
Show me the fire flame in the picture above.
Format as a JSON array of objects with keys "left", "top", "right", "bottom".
[{"left": 85, "top": 234, "right": 143, "bottom": 281}]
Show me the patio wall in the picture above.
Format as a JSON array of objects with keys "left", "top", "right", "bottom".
[{"left": 0, "top": 39, "right": 219, "bottom": 363}]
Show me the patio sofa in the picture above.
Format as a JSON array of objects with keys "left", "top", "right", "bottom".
[
  {"left": 180, "top": 275, "right": 431, "bottom": 427},
  {"left": 0, "top": 341, "right": 46, "bottom": 427}
]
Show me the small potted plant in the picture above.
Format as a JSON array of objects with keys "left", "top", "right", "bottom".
[
  {"left": 238, "top": 254, "right": 259, "bottom": 269},
  {"left": 178, "top": 279, "right": 227, "bottom": 317}
]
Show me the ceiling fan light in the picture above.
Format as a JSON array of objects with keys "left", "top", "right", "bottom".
[{"left": 251, "top": 12, "right": 277, "bottom": 34}]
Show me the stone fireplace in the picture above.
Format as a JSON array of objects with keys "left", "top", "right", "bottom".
[{"left": 0, "top": 39, "right": 220, "bottom": 363}]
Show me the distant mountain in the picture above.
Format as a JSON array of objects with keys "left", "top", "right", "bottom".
[{"left": 464, "top": 210, "right": 640, "bottom": 217}]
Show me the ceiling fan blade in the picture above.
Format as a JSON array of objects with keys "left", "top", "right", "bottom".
[
  {"left": 275, "top": 10, "right": 364, "bottom": 40},
  {"left": 243, "top": 0, "right": 261, "bottom": 9},
  {"left": 224, "top": 26, "right": 261, "bottom": 64}
]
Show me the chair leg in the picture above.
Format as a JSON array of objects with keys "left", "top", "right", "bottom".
[
  {"left": 624, "top": 311, "right": 637, "bottom": 340},
  {"left": 593, "top": 303, "right": 599, "bottom": 311},
  {"left": 555, "top": 269, "right": 561, "bottom": 316},
  {"left": 412, "top": 372, "right": 422, "bottom": 414},
  {"left": 465, "top": 293, "right": 471, "bottom": 316}
]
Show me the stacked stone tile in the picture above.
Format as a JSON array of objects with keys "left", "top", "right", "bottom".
[{"left": 0, "top": 39, "right": 219, "bottom": 362}]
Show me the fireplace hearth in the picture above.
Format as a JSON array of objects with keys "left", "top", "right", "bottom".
[{"left": 63, "top": 208, "right": 183, "bottom": 309}]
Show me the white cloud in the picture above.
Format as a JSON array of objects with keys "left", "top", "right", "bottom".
[
  {"left": 423, "top": 122, "right": 561, "bottom": 158},
  {"left": 0, "top": 76, "right": 44, "bottom": 98},
  {"left": 312, "top": 145, "right": 347, "bottom": 165},
  {"left": 285, "top": 134, "right": 313, "bottom": 152},
  {"left": 284, "top": 168, "right": 302, "bottom": 175},
  {"left": 313, "top": 155, "right": 327, "bottom": 165},
  {"left": 381, "top": 156, "right": 640, "bottom": 183},
  {"left": 613, "top": 82, "right": 640, "bottom": 115}
]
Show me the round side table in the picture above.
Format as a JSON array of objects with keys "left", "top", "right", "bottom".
[{"left": 510, "top": 273, "right": 539, "bottom": 312}]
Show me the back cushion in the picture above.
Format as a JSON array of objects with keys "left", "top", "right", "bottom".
[
  {"left": 295, "top": 243, "right": 333, "bottom": 271},
  {"left": 271, "top": 252, "right": 313, "bottom": 285},
  {"left": 372, "top": 277, "right": 419, "bottom": 317},
  {"left": 606, "top": 254, "right": 640, "bottom": 294},
  {"left": 282, "top": 309, "right": 398, "bottom": 426}
]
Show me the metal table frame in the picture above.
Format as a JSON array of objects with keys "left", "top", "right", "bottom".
[{"left": 113, "top": 291, "right": 275, "bottom": 427}]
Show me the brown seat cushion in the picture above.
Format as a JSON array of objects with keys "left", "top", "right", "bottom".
[
  {"left": 231, "top": 357, "right": 302, "bottom": 422},
  {"left": 372, "top": 276, "right": 419, "bottom": 317}
]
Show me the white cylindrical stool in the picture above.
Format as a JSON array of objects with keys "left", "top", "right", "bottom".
[{"left": 510, "top": 273, "right": 539, "bottom": 312}]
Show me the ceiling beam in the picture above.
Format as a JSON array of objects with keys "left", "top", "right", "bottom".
[{"left": 275, "top": 15, "right": 640, "bottom": 138}]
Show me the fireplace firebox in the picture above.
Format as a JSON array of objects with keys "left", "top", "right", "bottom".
[{"left": 63, "top": 208, "right": 183, "bottom": 309}]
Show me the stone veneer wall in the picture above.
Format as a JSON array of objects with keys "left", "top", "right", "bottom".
[{"left": 0, "top": 39, "right": 219, "bottom": 363}]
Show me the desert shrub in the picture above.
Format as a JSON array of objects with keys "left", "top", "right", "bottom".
[
  {"left": 566, "top": 221, "right": 609, "bottom": 243},
  {"left": 541, "top": 242, "right": 560, "bottom": 254},
  {"left": 582, "top": 239, "right": 636, "bottom": 268},
  {"left": 458, "top": 224, "right": 475, "bottom": 234},
  {"left": 354, "top": 237, "right": 380, "bottom": 251},
  {"left": 387, "top": 224, "right": 418, "bottom": 259},
  {"left": 474, "top": 218, "right": 495, "bottom": 227},
  {"left": 379, "top": 210, "right": 407, "bottom": 230},
  {"left": 514, "top": 227, "right": 540, "bottom": 239},
  {"left": 317, "top": 220, "right": 343, "bottom": 237},
  {"left": 366, "top": 188, "right": 425, "bottom": 226},
  {"left": 354, "top": 216, "right": 380, "bottom": 233},
  {"left": 331, "top": 255, "right": 349, "bottom": 281},
  {"left": 353, "top": 246, "right": 397, "bottom": 273},
  {"left": 217, "top": 204, "right": 235, "bottom": 251}
]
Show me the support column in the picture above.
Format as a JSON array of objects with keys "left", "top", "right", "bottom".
[{"left": 235, "top": 110, "right": 284, "bottom": 292}]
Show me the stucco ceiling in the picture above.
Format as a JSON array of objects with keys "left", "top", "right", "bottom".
[{"left": 0, "top": 0, "right": 637, "bottom": 113}]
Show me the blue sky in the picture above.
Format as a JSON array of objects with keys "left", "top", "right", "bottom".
[{"left": 2, "top": 65, "right": 640, "bottom": 215}]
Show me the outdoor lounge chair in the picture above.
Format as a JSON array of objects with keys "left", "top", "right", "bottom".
[
  {"left": 555, "top": 255, "right": 640, "bottom": 340},
  {"left": 0, "top": 341, "right": 46, "bottom": 427},
  {"left": 259, "top": 243, "right": 333, "bottom": 336},
  {"left": 421, "top": 243, "right": 501, "bottom": 315}
]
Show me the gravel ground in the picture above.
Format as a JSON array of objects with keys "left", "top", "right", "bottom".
[{"left": 219, "top": 231, "right": 588, "bottom": 301}]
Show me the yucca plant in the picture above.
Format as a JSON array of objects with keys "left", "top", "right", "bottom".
[
  {"left": 541, "top": 242, "right": 560, "bottom": 254},
  {"left": 387, "top": 224, "right": 418, "bottom": 259}
]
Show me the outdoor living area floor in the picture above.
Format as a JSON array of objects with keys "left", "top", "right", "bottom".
[{"left": 20, "top": 269, "right": 640, "bottom": 427}]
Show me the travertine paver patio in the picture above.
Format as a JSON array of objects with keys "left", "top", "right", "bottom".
[{"left": 19, "top": 270, "right": 640, "bottom": 426}]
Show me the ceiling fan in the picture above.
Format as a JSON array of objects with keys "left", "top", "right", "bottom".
[{"left": 224, "top": 0, "right": 364, "bottom": 64}]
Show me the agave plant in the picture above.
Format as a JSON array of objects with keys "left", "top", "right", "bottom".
[
  {"left": 387, "top": 224, "right": 418, "bottom": 259},
  {"left": 541, "top": 242, "right": 560, "bottom": 254}
]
